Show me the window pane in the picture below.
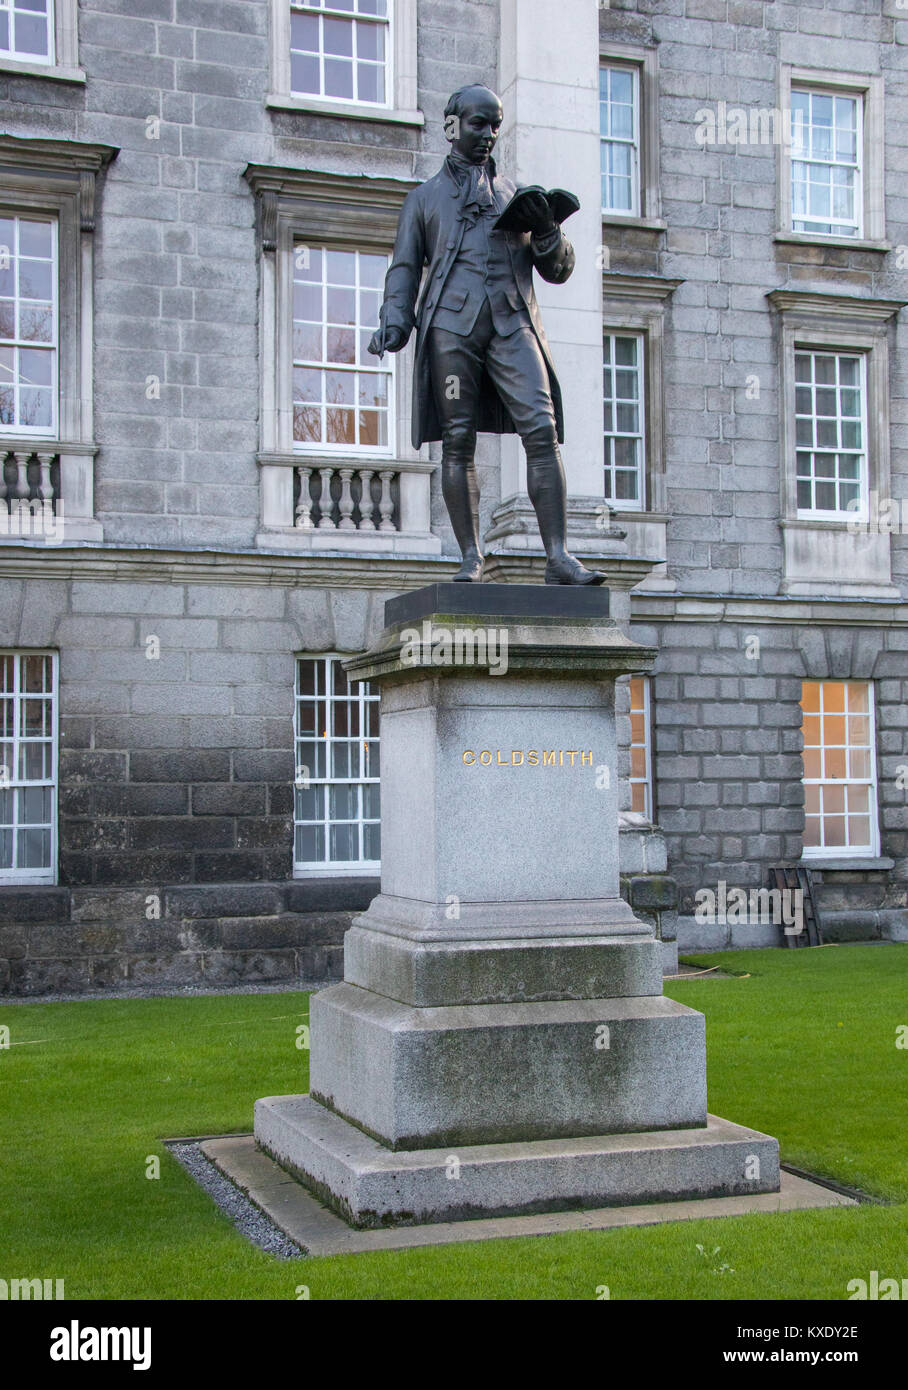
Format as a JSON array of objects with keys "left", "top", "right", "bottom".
[
  {"left": 358, "top": 58, "right": 384, "bottom": 103},
  {"left": 14, "top": 11, "right": 49, "bottom": 56},
  {"left": 324, "top": 17, "right": 353, "bottom": 55}
]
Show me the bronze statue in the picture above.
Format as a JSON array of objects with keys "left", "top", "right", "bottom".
[{"left": 368, "top": 84, "right": 604, "bottom": 586}]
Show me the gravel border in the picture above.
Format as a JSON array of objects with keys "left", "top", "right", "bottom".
[{"left": 168, "top": 1140, "right": 304, "bottom": 1260}]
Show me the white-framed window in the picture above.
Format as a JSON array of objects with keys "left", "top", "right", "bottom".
[
  {"left": 0, "top": 650, "right": 57, "bottom": 883},
  {"left": 603, "top": 332, "right": 645, "bottom": 510},
  {"left": 294, "top": 654, "right": 380, "bottom": 874},
  {"left": 290, "top": 0, "right": 390, "bottom": 107},
  {"left": 600, "top": 64, "right": 639, "bottom": 215},
  {"left": 800, "top": 680, "right": 878, "bottom": 859},
  {"left": 791, "top": 88, "right": 862, "bottom": 239},
  {"left": 629, "top": 675, "right": 653, "bottom": 821},
  {"left": 0, "top": 0, "right": 54, "bottom": 65},
  {"left": 292, "top": 244, "right": 393, "bottom": 455},
  {"left": 0, "top": 212, "right": 57, "bottom": 436},
  {"left": 778, "top": 68, "right": 884, "bottom": 248},
  {"left": 794, "top": 349, "right": 866, "bottom": 520}
]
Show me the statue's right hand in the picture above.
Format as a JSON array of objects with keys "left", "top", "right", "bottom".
[{"left": 368, "top": 324, "right": 407, "bottom": 356}]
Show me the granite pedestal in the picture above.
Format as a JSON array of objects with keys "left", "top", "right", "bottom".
[{"left": 255, "top": 584, "right": 780, "bottom": 1226}]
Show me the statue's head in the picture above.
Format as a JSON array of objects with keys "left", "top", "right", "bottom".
[{"left": 444, "top": 85, "right": 503, "bottom": 164}]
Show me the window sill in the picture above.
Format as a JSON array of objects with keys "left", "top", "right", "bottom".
[
  {"left": 266, "top": 93, "right": 424, "bottom": 126},
  {"left": 802, "top": 857, "right": 894, "bottom": 872},
  {"left": 0, "top": 58, "right": 85, "bottom": 83},
  {"left": 774, "top": 231, "right": 891, "bottom": 254},
  {"left": 293, "top": 866, "right": 380, "bottom": 879},
  {"left": 255, "top": 527, "right": 441, "bottom": 556},
  {"left": 602, "top": 214, "right": 666, "bottom": 233},
  {"left": 785, "top": 516, "right": 869, "bottom": 531},
  {"left": 609, "top": 509, "right": 670, "bottom": 524}
]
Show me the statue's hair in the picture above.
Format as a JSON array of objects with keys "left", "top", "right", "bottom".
[{"left": 443, "top": 84, "right": 501, "bottom": 120}]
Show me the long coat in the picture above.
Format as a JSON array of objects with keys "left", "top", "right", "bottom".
[{"left": 378, "top": 157, "right": 575, "bottom": 449}]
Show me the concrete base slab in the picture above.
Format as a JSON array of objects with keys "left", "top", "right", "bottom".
[
  {"left": 254, "top": 1094, "right": 780, "bottom": 1228},
  {"left": 203, "top": 1132, "right": 853, "bottom": 1257}
]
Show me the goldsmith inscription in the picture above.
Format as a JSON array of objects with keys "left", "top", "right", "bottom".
[{"left": 462, "top": 750, "right": 595, "bottom": 766}]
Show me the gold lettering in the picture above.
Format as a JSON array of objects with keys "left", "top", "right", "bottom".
[{"left": 460, "top": 748, "right": 596, "bottom": 766}]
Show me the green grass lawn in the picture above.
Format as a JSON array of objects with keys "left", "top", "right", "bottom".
[{"left": 1, "top": 944, "right": 905, "bottom": 1300}]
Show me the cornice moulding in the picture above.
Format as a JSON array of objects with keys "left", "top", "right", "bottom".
[
  {"left": 602, "top": 273, "right": 684, "bottom": 302},
  {"left": 0, "top": 132, "right": 118, "bottom": 173},
  {"left": 767, "top": 289, "right": 907, "bottom": 321},
  {"left": 243, "top": 163, "right": 419, "bottom": 208},
  {"left": 0, "top": 544, "right": 458, "bottom": 589}
]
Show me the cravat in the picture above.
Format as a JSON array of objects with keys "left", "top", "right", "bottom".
[{"left": 447, "top": 151, "right": 496, "bottom": 212}]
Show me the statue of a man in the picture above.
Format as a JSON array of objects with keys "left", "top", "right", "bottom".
[{"left": 368, "top": 84, "right": 604, "bottom": 586}]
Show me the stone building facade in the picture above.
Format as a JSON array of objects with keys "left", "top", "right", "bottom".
[{"left": 1, "top": 0, "right": 907, "bottom": 993}]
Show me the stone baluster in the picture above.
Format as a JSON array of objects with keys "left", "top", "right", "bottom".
[
  {"left": 12, "top": 450, "right": 30, "bottom": 501},
  {"left": 337, "top": 467, "right": 356, "bottom": 530},
  {"left": 378, "top": 469, "right": 396, "bottom": 531},
  {"left": 317, "top": 465, "right": 337, "bottom": 529},
  {"left": 37, "top": 452, "right": 55, "bottom": 504},
  {"left": 295, "top": 465, "right": 314, "bottom": 530},
  {"left": 356, "top": 468, "right": 376, "bottom": 530}
]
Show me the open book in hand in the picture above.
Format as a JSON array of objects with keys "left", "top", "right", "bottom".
[{"left": 493, "top": 186, "right": 580, "bottom": 234}]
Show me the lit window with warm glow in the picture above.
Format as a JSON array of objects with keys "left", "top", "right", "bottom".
[
  {"left": 800, "top": 680, "right": 878, "bottom": 858},
  {"left": 629, "top": 675, "right": 653, "bottom": 821}
]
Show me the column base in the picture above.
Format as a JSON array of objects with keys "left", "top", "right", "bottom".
[{"left": 255, "top": 1095, "right": 781, "bottom": 1229}]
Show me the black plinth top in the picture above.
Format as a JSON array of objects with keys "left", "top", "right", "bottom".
[{"left": 385, "top": 583, "right": 610, "bottom": 627}]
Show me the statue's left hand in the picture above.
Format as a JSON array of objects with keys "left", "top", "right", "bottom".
[{"left": 520, "top": 191, "right": 556, "bottom": 236}]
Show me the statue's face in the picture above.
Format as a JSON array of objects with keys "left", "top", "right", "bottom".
[{"left": 451, "top": 96, "right": 503, "bottom": 164}]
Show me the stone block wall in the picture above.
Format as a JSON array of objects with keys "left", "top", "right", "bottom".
[
  {"left": 601, "top": 0, "right": 908, "bottom": 598},
  {"left": 0, "top": 878, "right": 374, "bottom": 995},
  {"left": 631, "top": 609, "right": 908, "bottom": 946},
  {"left": 0, "top": 577, "right": 395, "bottom": 888}
]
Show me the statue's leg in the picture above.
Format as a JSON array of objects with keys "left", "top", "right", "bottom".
[
  {"left": 427, "top": 309, "right": 489, "bottom": 582},
  {"left": 485, "top": 327, "right": 605, "bottom": 585}
]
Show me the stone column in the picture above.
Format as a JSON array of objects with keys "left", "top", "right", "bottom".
[
  {"left": 255, "top": 585, "right": 779, "bottom": 1226},
  {"left": 494, "top": 0, "right": 604, "bottom": 512}
]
